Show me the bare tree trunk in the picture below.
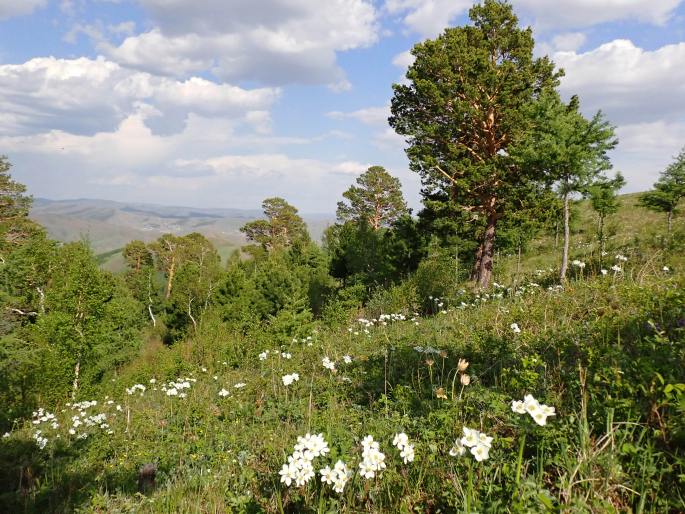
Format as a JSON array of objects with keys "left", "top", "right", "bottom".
[
  {"left": 147, "top": 271, "right": 156, "bottom": 327},
  {"left": 668, "top": 210, "right": 673, "bottom": 236},
  {"left": 165, "top": 256, "right": 176, "bottom": 299},
  {"left": 598, "top": 214, "right": 605, "bottom": 258},
  {"left": 72, "top": 327, "right": 85, "bottom": 399},
  {"left": 560, "top": 193, "right": 570, "bottom": 282},
  {"left": 188, "top": 297, "right": 197, "bottom": 333},
  {"left": 71, "top": 357, "right": 80, "bottom": 400},
  {"left": 478, "top": 212, "right": 497, "bottom": 289},
  {"left": 554, "top": 221, "right": 559, "bottom": 249},
  {"left": 36, "top": 287, "right": 45, "bottom": 314}
]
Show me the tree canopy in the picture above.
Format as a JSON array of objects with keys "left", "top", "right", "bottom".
[
  {"left": 241, "top": 197, "right": 310, "bottom": 252},
  {"left": 336, "top": 166, "right": 408, "bottom": 230},
  {"left": 640, "top": 146, "right": 685, "bottom": 233},
  {"left": 389, "top": 0, "right": 560, "bottom": 288}
]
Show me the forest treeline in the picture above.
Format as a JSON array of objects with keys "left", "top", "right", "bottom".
[{"left": 1, "top": 0, "right": 685, "bottom": 433}]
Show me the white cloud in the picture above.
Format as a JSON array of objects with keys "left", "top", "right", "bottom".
[
  {"left": 551, "top": 32, "right": 586, "bottom": 52},
  {"left": 176, "top": 154, "right": 368, "bottom": 179},
  {"left": 1, "top": 106, "right": 367, "bottom": 211},
  {"left": 98, "top": 0, "right": 379, "bottom": 88},
  {"left": 0, "top": 0, "right": 45, "bottom": 20},
  {"left": 613, "top": 121, "right": 685, "bottom": 192},
  {"left": 551, "top": 38, "right": 685, "bottom": 191},
  {"left": 384, "top": 1, "right": 683, "bottom": 38},
  {"left": 0, "top": 56, "right": 279, "bottom": 136},
  {"left": 392, "top": 50, "right": 415, "bottom": 69},
  {"left": 555, "top": 39, "right": 685, "bottom": 124},
  {"left": 384, "top": 0, "right": 472, "bottom": 37},
  {"left": 516, "top": 0, "right": 683, "bottom": 29},
  {"left": 328, "top": 105, "right": 390, "bottom": 125}
]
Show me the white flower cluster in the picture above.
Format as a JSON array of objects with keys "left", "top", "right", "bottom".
[
  {"left": 352, "top": 313, "right": 409, "bottom": 334},
  {"left": 322, "top": 357, "right": 336, "bottom": 371},
  {"left": 571, "top": 260, "right": 586, "bottom": 269},
  {"left": 343, "top": 355, "right": 352, "bottom": 364},
  {"left": 162, "top": 378, "right": 194, "bottom": 397},
  {"left": 615, "top": 254, "right": 628, "bottom": 262},
  {"left": 320, "top": 461, "right": 352, "bottom": 493},
  {"left": 511, "top": 322, "right": 521, "bottom": 334},
  {"left": 259, "top": 349, "right": 293, "bottom": 361},
  {"left": 292, "top": 335, "right": 314, "bottom": 346},
  {"left": 32, "top": 408, "right": 57, "bottom": 429},
  {"left": 378, "top": 313, "right": 407, "bottom": 324},
  {"left": 392, "top": 432, "right": 415, "bottom": 464},
  {"left": 33, "top": 430, "right": 48, "bottom": 449},
  {"left": 282, "top": 373, "right": 299, "bottom": 386},
  {"left": 459, "top": 427, "right": 492, "bottom": 462},
  {"left": 448, "top": 439, "right": 466, "bottom": 457},
  {"left": 218, "top": 388, "right": 230, "bottom": 397},
  {"left": 234, "top": 382, "right": 246, "bottom": 389},
  {"left": 70, "top": 400, "right": 97, "bottom": 410},
  {"left": 68, "top": 404, "right": 112, "bottom": 436},
  {"left": 611, "top": 264, "right": 623, "bottom": 273},
  {"left": 126, "top": 383, "right": 146, "bottom": 396},
  {"left": 279, "top": 433, "right": 330, "bottom": 487},
  {"left": 359, "top": 435, "right": 386, "bottom": 479},
  {"left": 511, "top": 394, "right": 556, "bottom": 426}
]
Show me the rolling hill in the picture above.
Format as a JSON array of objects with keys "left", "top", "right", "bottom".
[{"left": 30, "top": 198, "right": 334, "bottom": 271}]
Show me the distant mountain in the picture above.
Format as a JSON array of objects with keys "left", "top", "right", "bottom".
[{"left": 30, "top": 198, "right": 334, "bottom": 271}]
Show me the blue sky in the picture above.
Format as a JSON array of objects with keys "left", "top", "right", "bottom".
[{"left": 1, "top": 0, "right": 684, "bottom": 213}]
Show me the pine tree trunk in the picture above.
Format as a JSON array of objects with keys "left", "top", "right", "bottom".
[
  {"left": 668, "top": 210, "right": 673, "bottom": 235},
  {"left": 471, "top": 242, "right": 484, "bottom": 281},
  {"left": 478, "top": 212, "right": 497, "bottom": 289},
  {"left": 599, "top": 214, "right": 605, "bottom": 257},
  {"left": 560, "top": 193, "right": 570, "bottom": 282}
]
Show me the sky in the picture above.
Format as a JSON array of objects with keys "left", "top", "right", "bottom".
[{"left": 1, "top": 0, "right": 684, "bottom": 213}]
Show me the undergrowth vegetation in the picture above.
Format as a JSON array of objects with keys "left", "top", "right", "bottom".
[
  {"left": 2, "top": 1, "right": 685, "bottom": 511},
  {"left": 2, "top": 256, "right": 684, "bottom": 512}
]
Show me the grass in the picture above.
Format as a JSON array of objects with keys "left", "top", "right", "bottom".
[{"left": 2, "top": 197, "right": 684, "bottom": 513}]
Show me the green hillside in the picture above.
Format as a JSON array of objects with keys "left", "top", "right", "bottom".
[{"left": 2, "top": 192, "right": 684, "bottom": 513}]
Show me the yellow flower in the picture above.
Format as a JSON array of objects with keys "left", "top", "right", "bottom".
[
  {"left": 435, "top": 387, "right": 448, "bottom": 399},
  {"left": 457, "top": 359, "right": 469, "bottom": 372},
  {"left": 460, "top": 374, "right": 471, "bottom": 386}
]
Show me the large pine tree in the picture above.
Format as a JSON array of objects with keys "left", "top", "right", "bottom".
[{"left": 389, "top": 0, "right": 560, "bottom": 288}]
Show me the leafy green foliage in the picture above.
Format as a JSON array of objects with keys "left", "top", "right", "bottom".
[
  {"left": 640, "top": 145, "right": 685, "bottom": 232},
  {"left": 240, "top": 197, "right": 310, "bottom": 252},
  {"left": 336, "top": 165, "right": 408, "bottom": 230},
  {"left": 390, "top": 0, "right": 560, "bottom": 287}
]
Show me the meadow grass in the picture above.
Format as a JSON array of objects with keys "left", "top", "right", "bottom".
[{"left": 1, "top": 200, "right": 684, "bottom": 513}]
